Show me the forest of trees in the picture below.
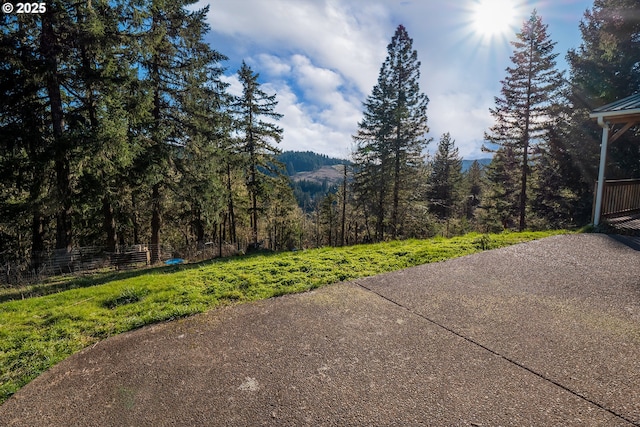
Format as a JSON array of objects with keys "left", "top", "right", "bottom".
[
  {"left": 0, "top": 0, "right": 299, "bottom": 273},
  {"left": 278, "top": 151, "right": 346, "bottom": 176},
  {"left": 1, "top": 0, "right": 639, "bottom": 277}
]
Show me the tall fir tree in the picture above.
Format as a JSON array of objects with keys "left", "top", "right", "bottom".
[
  {"left": 532, "top": 123, "right": 582, "bottom": 227},
  {"left": 427, "top": 133, "right": 463, "bottom": 221},
  {"left": 484, "top": 10, "right": 564, "bottom": 231},
  {"left": 567, "top": 0, "right": 640, "bottom": 186},
  {"left": 0, "top": 0, "right": 318, "bottom": 274},
  {"left": 352, "top": 24, "right": 429, "bottom": 240},
  {"left": 172, "top": 35, "right": 229, "bottom": 248},
  {"left": 464, "top": 160, "right": 484, "bottom": 221},
  {"left": 0, "top": 11, "right": 52, "bottom": 266},
  {"left": 70, "top": 1, "right": 141, "bottom": 251},
  {"left": 482, "top": 147, "right": 521, "bottom": 231},
  {"left": 40, "top": 2, "right": 78, "bottom": 252},
  {"left": 134, "top": 0, "right": 222, "bottom": 262},
  {"left": 232, "top": 62, "right": 285, "bottom": 247}
]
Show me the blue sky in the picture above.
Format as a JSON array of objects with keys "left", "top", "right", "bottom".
[{"left": 197, "top": 0, "right": 593, "bottom": 159}]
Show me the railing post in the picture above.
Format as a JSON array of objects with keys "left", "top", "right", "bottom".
[{"left": 594, "top": 120, "right": 609, "bottom": 226}]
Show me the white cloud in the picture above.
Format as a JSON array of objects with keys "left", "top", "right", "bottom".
[
  {"left": 202, "top": 0, "right": 390, "bottom": 94},
  {"left": 220, "top": 74, "right": 243, "bottom": 97},
  {"left": 269, "top": 83, "right": 353, "bottom": 158},
  {"left": 428, "top": 91, "right": 494, "bottom": 159},
  {"left": 255, "top": 54, "right": 292, "bottom": 76},
  {"left": 261, "top": 55, "right": 361, "bottom": 158},
  {"left": 290, "top": 55, "right": 343, "bottom": 104},
  {"left": 200, "top": 0, "right": 588, "bottom": 160},
  {"left": 221, "top": 54, "right": 359, "bottom": 158}
]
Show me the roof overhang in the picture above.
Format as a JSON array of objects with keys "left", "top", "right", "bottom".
[
  {"left": 589, "top": 93, "right": 640, "bottom": 125},
  {"left": 589, "top": 110, "right": 640, "bottom": 125}
]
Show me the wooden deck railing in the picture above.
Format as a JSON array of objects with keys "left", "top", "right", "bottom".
[{"left": 600, "top": 179, "right": 640, "bottom": 218}]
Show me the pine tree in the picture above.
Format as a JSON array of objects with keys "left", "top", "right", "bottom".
[
  {"left": 232, "top": 62, "right": 284, "bottom": 247},
  {"left": 133, "top": 0, "right": 222, "bottom": 262},
  {"left": 482, "top": 147, "right": 521, "bottom": 231},
  {"left": 567, "top": 0, "right": 640, "bottom": 183},
  {"left": 464, "top": 160, "right": 483, "bottom": 221},
  {"left": 172, "top": 43, "right": 229, "bottom": 248},
  {"left": 352, "top": 24, "right": 430, "bottom": 240},
  {"left": 532, "top": 123, "right": 581, "bottom": 227},
  {"left": 0, "top": 11, "right": 52, "bottom": 267},
  {"left": 484, "top": 10, "right": 564, "bottom": 231},
  {"left": 69, "top": 1, "right": 142, "bottom": 251},
  {"left": 40, "top": 2, "right": 77, "bottom": 252},
  {"left": 427, "top": 133, "right": 463, "bottom": 220}
]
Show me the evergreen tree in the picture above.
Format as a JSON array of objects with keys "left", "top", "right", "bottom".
[
  {"left": 427, "top": 133, "right": 463, "bottom": 220},
  {"left": 172, "top": 45, "right": 229, "bottom": 248},
  {"left": 70, "top": 1, "right": 141, "bottom": 251},
  {"left": 484, "top": 10, "right": 564, "bottom": 231},
  {"left": 39, "top": 2, "right": 78, "bottom": 252},
  {"left": 532, "top": 123, "right": 581, "bottom": 227},
  {"left": 319, "top": 193, "right": 338, "bottom": 246},
  {"left": 134, "top": 0, "right": 222, "bottom": 262},
  {"left": 0, "top": 11, "right": 52, "bottom": 266},
  {"left": 264, "top": 176, "right": 301, "bottom": 251},
  {"left": 464, "top": 160, "right": 484, "bottom": 221},
  {"left": 352, "top": 24, "right": 430, "bottom": 240},
  {"left": 232, "top": 62, "right": 284, "bottom": 247},
  {"left": 482, "top": 147, "right": 521, "bottom": 231},
  {"left": 2, "top": 1, "right": 136, "bottom": 257},
  {"left": 567, "top": 0, "right": 640, "bottom": 186}
]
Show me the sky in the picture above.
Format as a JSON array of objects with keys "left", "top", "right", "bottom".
[{"left": 196, "top": 0, "right": 594, "bottom": 160}]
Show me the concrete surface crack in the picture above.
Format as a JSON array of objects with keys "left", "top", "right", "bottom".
[{"left": 354, "top": 281, "right": 639, "bottom": 427}]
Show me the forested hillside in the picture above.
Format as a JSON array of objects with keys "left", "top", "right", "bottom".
[
  {"left": 278, "top": 151, "right": 347, "bottom": 175},
  {"left": 276, "top": 152, "right": 347, "bottom": 212}
]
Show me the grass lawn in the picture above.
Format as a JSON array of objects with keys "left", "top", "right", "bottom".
[{"left": 0, "top": 230, "right": 568, "bottom": 404}]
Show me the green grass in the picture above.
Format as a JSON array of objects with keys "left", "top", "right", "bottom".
[{"left": 0, "top": 230, "right": 567, "bottom": 404}]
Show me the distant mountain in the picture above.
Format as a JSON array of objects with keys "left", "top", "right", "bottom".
[
  {"left": 279, "top": 151, "right": 491, "bottom": 211},
  {"left": 462, "top": 158, "right": 492, "bottom": 172},
  {"left": 277, "top": 151, "right": 348, "bottom": 176},
  {"left": 291, "top": 164, "right": 345, "bottom": 184},
  {"left": 278, "top": 151, "right": 490, "bottom": 176},
  {"left": 278, "top": 151, "right": 349, "bottom": 211}
]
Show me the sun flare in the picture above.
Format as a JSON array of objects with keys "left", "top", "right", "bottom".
[{"left": 472, "top": 0, "right": 517, "bottom": 38}]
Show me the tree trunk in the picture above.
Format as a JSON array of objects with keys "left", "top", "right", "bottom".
[
  {"left": 250, "top": 162, "right": 258, "bottom": 246},
  {"left": 226, "top": 162, "right": 237, "bottom": 244},
  {"left": 150, "top": 183, "right": 161, "bottom": 263},
  {"left": 103, "top": 196, "right": 117, "bottom": 252},
  {"left": 341, "top": 164, "right": 347, "bottom": 246},
  {"left": 354, "top": 221, "right": 358, "bottom": 245},
  {"left": 193, "top": 207, "right": 205, "bottom": 247},
  {"left": 132, "top": 192, "right": 140, "bottom": 244},
  {"left": 377, "top": 173, "right": 385, "bottom": 242},
  {"left": 519, "top": 31, "right": 536, "bottom": 232},
  {"left": 218, "top": 222, "right": 223, "bottom": 258},
  {"left": 392, "top": 140, "right": 401, "bottom": 239},
  {"left": 29, "top": 160, "right": 45, "bottom": 269},
  {"left": 30, "top": 211, "right": 45, "bottom": 270},
  {"left": 42, "top": 10, "right": 72, "bottom": 252}
]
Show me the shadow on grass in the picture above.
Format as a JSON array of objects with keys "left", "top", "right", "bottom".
[{"left": 0, "top": 250, "right": 284, "bottom": 303}]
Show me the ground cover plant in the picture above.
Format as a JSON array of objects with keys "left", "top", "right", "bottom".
[{"left": 0, "top": 230, "right": 567, "bottom": 404}]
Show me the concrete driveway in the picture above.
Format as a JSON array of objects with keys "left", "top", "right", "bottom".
[{"left": 1, "top": 234, "right": 639, "bottom": 426}]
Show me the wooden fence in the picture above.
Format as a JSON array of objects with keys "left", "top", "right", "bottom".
[
  {"left": 0, "top": 241, "right": 246, "bottom": 286},
  {"left": 599, "top": 179, "right": 640, "bottom": 218},
  {"left": 1, "top": 245, "right": 166, "bottom": 286}
]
